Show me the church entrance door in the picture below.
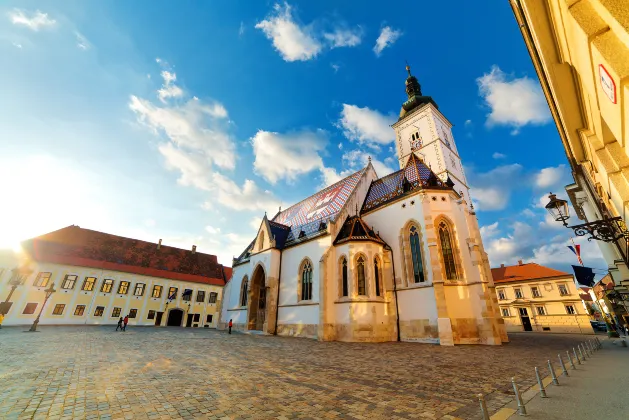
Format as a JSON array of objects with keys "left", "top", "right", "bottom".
[
  {"left": 248, "top": 265, "right": 267, "bottom": 331},
  {"left": 167, "top": 309, "right": 183, "bottom": 327}
]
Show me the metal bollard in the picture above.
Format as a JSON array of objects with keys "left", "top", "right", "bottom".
[
  {"left": 478, "top": 394, "right": 490, "bottom": 420},
  {"left": 579, "top": 344, "right": 585, "bottom": 361},
  {"left": 566, "top": 350, "right": 575, "bottom": 369},
  {"left": 558, "top": 354, "right": 569, "bottom": 377},
  {"left": 512, "top": 377, "right": 527, "bottom": 416},
  {"left": 585, "top": 342, "right": 592, "bottom": 356},
  {"left": 573, "top": 347, "right": 581, "bottom": 365},
  {"left": 548, "top": 360, "right": 559, "bottom": 385},
  {"left": 535, "top": 367, "right": 548, "bottom": 398},
  {"left": 596, "top": 337, "right": 602, "bottom": 349},
  {"left": 588, "top": 340, "right": 594, "bottom": 354}
]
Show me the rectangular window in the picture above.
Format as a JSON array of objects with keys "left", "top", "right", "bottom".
[
  {"left": 514, "top": 288, "right": 523, "bottom": 299},
  {"left": 501, "top": 308, "right": 510, "bottom": 317},
  {"left": 101, "top": 279, "right": 114, "bottom": 293},
  {"left": 565, "top": 305, "right": 576, "bottom": 315},
  {"left": 82, "top": 277, "right": 97, "bottom": 291},
  {"left": 134, "top": 283, "right": 145, "bottom": 296},
  {"left": 531, "top": 286, "right": 541, "bottom": 298},
  {"left": 61, "top": 274, "right": 78, "bottom": 289},
  {"left": 196, "top": 290, "right": 206, "bottom": 302},
  {"left": 558, "top": 284, "right": 569, "bottom": 296},
  {"left": 33, "top": 272, "right": 51, "bottom": 287},
  {"left": 129, "top": 309, "right": 137, "bottom": 318},
  {"left": 518, "top": 307, "right": 528, "bottom": 316},
  {"left": 498, "top": 290, "right": 506, "bottom": 300},
  {"left": 22, "top": 303, "right": 37, "bottom": 314},
  {"left": 147, "top": 310, "right": 156, "bottom": 320},
  {"left": 152, "top": 285, "right": 163, "bottom": 298},
  {"left": 52, "top": 304, "right": 65, "bottom": 315},
  {"left": 209, "top": 292, "right": 218, "bottom": 304},
  {"left": 193, "top": 313, "right": 200, "bottom": 322},
  {"left": 74, "top": 305, "right": 85, "bottom": 316},
  {"left": 117, "top": 281, "right": 130, "bottom": 294},
  {"left": 206, "top": 314, "right": 213, "bottom": 323},
  {"left": 182, "top": 289, "right": 192, "bottom": 301},
  {"left": 94, "top": 306, "right": 105, "bottom": 317},
  {"left": 536, "top": 306, "right": 546, "bottom": 316},
  {"left": 112, "top": 307, "right": 121, "bottom": 317},
  {"left": 168, "top": 287, "right": 178, "bottom": 299}
]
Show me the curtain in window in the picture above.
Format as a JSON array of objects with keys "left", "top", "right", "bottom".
[
  {"left": 410, "top": 226, "right": 424, "bottom": 283},
  {"left": 439, "top": 222, "right": 458, "bottom": 280}
]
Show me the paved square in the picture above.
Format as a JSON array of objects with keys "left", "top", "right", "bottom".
[{"left": 0, "top": 327, "right": 594, "bottom": 419}]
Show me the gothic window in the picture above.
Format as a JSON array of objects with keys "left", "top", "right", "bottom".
[
  {"left": 341, "top": 257, "right": 348, "bottom": 297},
  {"left": 301, "top": 260, "right": 313, "bottom": 301},
  {"left": 410, "top": 226, "right": 425, "bottom": 283},
  {"left": 438, "top": 222, "right": 458, "bottom": 280},
  {"left": 240, "top": 276, "right": 248, "bottom": 306},
  {"left": 357, "top": 256, "right": 366, "bottom": 296},
  {"left": 374, "top": 258, "right": 381, "bottom": 296}
]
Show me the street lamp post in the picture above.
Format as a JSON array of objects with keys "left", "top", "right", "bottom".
[
  {"left": 545, "top": 193, "right": 629, "bottom": 265},
  {"left": 28, "top": 281, "right": 56, "bottom": 332},
  {"left": 0, "top": 268, "right": 30, "bottom": 317}
]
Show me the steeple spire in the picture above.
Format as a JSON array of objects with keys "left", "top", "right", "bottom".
[{"left": 399, "top": 62, "right": 438, "bottom": 119}]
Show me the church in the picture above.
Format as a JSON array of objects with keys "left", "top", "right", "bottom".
[{"left": 219, "top": 67, "right": 508, "bottom": 346}]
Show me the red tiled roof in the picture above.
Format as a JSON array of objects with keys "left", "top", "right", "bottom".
[
  {"left": 22, "top": 226, "right": 227, "bottom": 286},
  {"left": 491, "top": 262, "right": 571, "bottom": 284}
]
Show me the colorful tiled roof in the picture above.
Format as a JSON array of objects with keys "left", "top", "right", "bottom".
[
  {"left": 491, "top": 262, "right": 570, "bottom": 284},
  {"left": 22, "top": 226, "right": 228, "bottom": 286},
  {"left": 362, "top": 153, "right": 451, "bottom": 212},
  {"left": 333, "top": 215, "right": 387, "bottom": 246}
]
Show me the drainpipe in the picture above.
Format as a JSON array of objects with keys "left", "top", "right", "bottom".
[
  {"left": 387, "top": 246, "right": 401, "bottom": 342},
  {"left": 274, "top": 249, "right": 283, "bottom": 335}
]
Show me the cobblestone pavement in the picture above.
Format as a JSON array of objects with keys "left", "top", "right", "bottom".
[{"left": 0, "top": 327, "right": 596, "bottom": 420}]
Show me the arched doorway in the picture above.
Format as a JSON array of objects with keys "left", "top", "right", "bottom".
[
  {"left": 167, "top": 309, "right": 184, "bottom": 327},
  {"left": 248, "top": 265, "right": 267, "bottom": 331}
]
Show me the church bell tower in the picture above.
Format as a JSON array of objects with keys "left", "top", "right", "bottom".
[{"left": 391, "top": 65, "right": 471, "bottom": 206}]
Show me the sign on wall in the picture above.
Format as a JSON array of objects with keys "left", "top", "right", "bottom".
[{"left": 599, "top": 64, "right": 616, "bottom": 104}]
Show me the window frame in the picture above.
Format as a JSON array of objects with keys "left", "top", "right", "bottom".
[
  {"left": 182, "top": 289, "right": 192, "bottom": 302},
  {"left": 437, "top": 220, "right": 459, "bottom": 281},
  {"left": 111, "top": 307, "right": 121, "bottom": 318},
  {"left": 531, "top": 286, "right": 541, "bottom": 298},
  {"left": 168, "top": 287, "right": 178, "bottom": 300},
  {"left": 209, "top": 292, "right": 218, "bottom": 304},
  {"left": 94, "top": 306, "right": 105, "bottom": 317},
  {"left": 61, "top": 274, "right": 78, "bottom": 290},
  {"left": 129, "top": 309, "right": 137, "bottom": 318},
  {"left": 374, "top": 257, "right": 382, "bottom": 297},
  {"left": 117, "top": 281, "right": 130, "bottom": 295},
  {"left": 52, "top": 304, "right": 65, "bottom": 315},
  {"left": 240, "top": 277, "right": 248, "bottom": 307},
  {"left": 33, "top": 272, "right": 51, "bottom": 287},
  {"left": 558, "top": 284, "right": 570, "bottom": 296},
  {"left": 340, "top": 256, "right": 349, "bottom": 297},
  {"left": 356, "top": 255, "right": 367, "bottom": 296},
  {"left": 565, "top": 304, "right": 576, "bottom": 315},
  {"left": 82, "top": 276, "right": 97, "bottom": 291},
  {"left": 409, "top": 226, "right": 425, "bottom": 283},
  {"left": 501, "top": 308, "right": 510, "bottom": 317},
  {"left": 498, "top": 289, "right": 507, "bottom": 300},
  {"left": 101, "top": 279, "right": 114, "bottom": 293},
  {"left": 196, "top": 290, "right": 206, "bottom": 303},
  {"left": 134, "top": 283, "right": 146, "bottom": 296},
  {"left": 74, "top": 305, "right": 86, "bottom": 316},
  {"left": 536, "top": 306, "right": 546, "bottom": 316},
  {"left": 152, "top": 285, "right": 163, "bottom": 298},
  {"left": 147, "top": 310, "right": 156, "bottom": 320},
  {"left": 300, "top": 259, "right": 313, "bottom": 301},
  {"left": 514, "top": 288, "right": 524, "bottom": 299}
]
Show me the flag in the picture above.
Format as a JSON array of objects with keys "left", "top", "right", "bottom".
[
  {"left": 182, "top": 289, "right": 193, "bottom": 297},
  {"left": 572, "top": 265, "right": 596, "bottom": 287},
  {"left": 168, "top": 290, "right": 177, "bottom": 300},
  {"left": 568, "top": 244, "right": 583, "bottom": 265}
]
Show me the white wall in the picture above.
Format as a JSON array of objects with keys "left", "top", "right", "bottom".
[{"left": 279, "top": 237, "right": 330, "bottom": 306}]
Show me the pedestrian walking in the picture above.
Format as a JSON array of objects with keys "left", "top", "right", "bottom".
[
  {"left": 123, "top": 315, "right": 129, "bottom": 331},
  {"left": 116, "top": 317, "right": 123, "bottom": 331},
  {"left": 228, "top": 319, "right": 232, "bottom": 334}
]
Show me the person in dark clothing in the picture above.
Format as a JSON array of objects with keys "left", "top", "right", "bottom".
[
  {"left": 116, "top": 317, "right": 123, "bottom": 331},
  {"left": 228, "top": 319, "right": 232, "bottom": 334},
  {"left": 123, "top": 315, "right": 129, "bottom": 331}
]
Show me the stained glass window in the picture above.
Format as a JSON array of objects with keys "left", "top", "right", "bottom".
[
  {"left": 439, "top": 222, "right": 458, "bottom": 280},
  {"left": 301, "top": 261, "right": 313, "bottom": 301},
  {"left": 241, "top": 277, "right": 248, "bottom": 306},
  {"left": 374, "top": 258, "right": 381, "bottom": 296},
  {"left": 357, "top": 256, "right": 366, "bottom": 295},
  {"left": 341, "top": 257, "right": 348, "bottom": 297},
  {"left": 410, "top": 226, "right": 424, "bottom": 283}
]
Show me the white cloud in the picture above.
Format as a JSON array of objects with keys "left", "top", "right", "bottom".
[
  {"left": 492, "top": 152, "right": 506, "bottom": 159},
  {"left": 473, "top": 187, "right": 507, "bottom": 211},
  {"left": 373, "top": 26, "right": 402, "bottom": 56},
  {"left": 239, "top": 21, "right": 245, "bottom": 37},
  {"left": 251, "top": 129, "right": 328, "bottom": 184},
  {"left": 250, "top": 217, "right": 263, "bottom": 231},
  {"left": 8, "top": 9, "right": 56, "bottom": 31},
  {"left": 338, "top": 104, "right": 395, "bottom": 146},
  {"left": 205, "top": 225, "right": 221, "bottom": 235},
  {"left": 331, "top": 63, "right": 340, "bottom": 73},
  {"left": 323, "top": 27, "right": 362, "bottom": 48},
  {"left": 157, "top": 71, "right": 184, "bottom": 103},
  {"left": 343, "top": 149, "right": 394, "bottom": 178},
  {"left": 477, "top": 65, "right": 551, "bottom": 134},
  {"left": 469, "top": 164, "right": 523, "bottom": 211},
  {"left": 211, "top": 173, "right": 280, "bottom": 212},
  {"left": 255, "top": 3, "right": 322, "bottom": 62},
  {"left": 535, "top": 164, "right": 566, "bottom": 188},
  {"left": 480, "top": 222, "right": 500, "bottom": 239},
  {"left": 75, "top": 32, "right": 90, "bottom": 50},
  {"left": 464, "top": 119, "right": 472, "bottom": 127},
  {"left": 12, "top": 42, "right": 23, "bottom": 49}
]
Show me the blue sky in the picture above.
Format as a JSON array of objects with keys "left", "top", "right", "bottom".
[{"left": 0, "top": 1, "right": 606, "bottom": 274}]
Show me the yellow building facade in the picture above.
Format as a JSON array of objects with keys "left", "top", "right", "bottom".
[
  {"left": 510, "top": 0, "right": 629, "bottom": 283},
  {"left": 0, "top": 226, "right": 229, "bottom": 328},
  {"left": 492, "top": 261, "right": 593, "bottom": 334}
]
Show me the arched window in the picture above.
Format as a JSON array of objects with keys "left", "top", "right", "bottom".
[
  {"left": 374, "top": 258, "right": 381, "bottom": 296},
  {"left": 341, "top": 257, "right": 348, "bottom": 297},
  {"left": 258, "top": 231, "right": 265, "bottom": 250},
  {"left": 357, "top": 256, "right": 366, "bottom": 296},
  {"left": 410, "top": 226, "right": 425, "bottom": 283},
  {"left": 412, "top": 133, "right": 416, "bottom": 140},
  {"left": 439, "top": 222, "right": 458, "bottom": 280},
  {"left": 240, "top": 277, "right": 248, "bottom": 306},
  {"left": 301, "top": 260, "right": 313, "bottom": 301}
]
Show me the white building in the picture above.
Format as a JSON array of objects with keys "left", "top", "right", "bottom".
[{"left": 219, "top": 66, "right": 508, "bottom": 345}]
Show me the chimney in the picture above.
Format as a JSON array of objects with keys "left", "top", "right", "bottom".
[
  {"left": 518, "top": 260, "right": 523, "bottom": 265},
  {"left": 500, "top": 264, "right": 505, "bottom": 268},
  {"left": 192, "top": 245, "right": 197, "bottom": 254},
  {"left": 157, "top": 239, "right": 162, "bottom": 250}
]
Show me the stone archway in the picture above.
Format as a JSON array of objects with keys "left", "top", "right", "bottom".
[
  {"left": 247, "top": 265, "right": 267, "bottom": 331},
  {"left": 167, "top": 308, "right": 184, "bottom": 327}
]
